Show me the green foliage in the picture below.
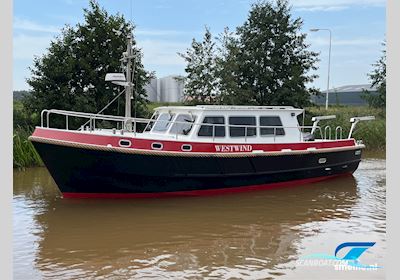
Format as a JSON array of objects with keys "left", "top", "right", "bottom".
[
  {"left": 13, "top": 100, "right": 38, "bottom": 127},
  {"left": 13, "top": 126, "right": 43, "bottom": 168},
  {"left": 178, "top": 27, "right": 219, "bottom": 104},
  {"left": 24, "top": 0, "right": 152, "bottom": 128},
  {"left": 305, "top": 106, "right": 386, "bottom": 151},
  {"left": 180, "top": 0, "right": 319, "bottom": 107},
  {"left": 362, "top": 42, "right": 386, "bottom": 108},
  {"left": 13, "top": 90, "right": 30, "bottom": 101},
  {"left": 235, "top": 0, "right": 319, "bottom": 106},
  {"left": 216, "top": 27, "right": 255, "bottom": 105}
]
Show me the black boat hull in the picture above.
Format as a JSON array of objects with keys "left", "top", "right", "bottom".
[{"left": 31, "top": 139, "right": 362, "bottom": 198}]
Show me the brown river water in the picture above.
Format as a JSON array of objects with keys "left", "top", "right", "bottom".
[{"left": 13, "top": 158, "right": 386, "bottom": 279}]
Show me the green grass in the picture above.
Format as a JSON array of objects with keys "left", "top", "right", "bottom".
[
  {"left": 13, "top": 126, "right": 43, "bottom": 169},
  {"left": 305, "top": 106, "right": 386, "bottom": 152}
]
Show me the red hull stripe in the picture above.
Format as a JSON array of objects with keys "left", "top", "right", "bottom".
[
  {"left": 62, "top": 173, "right": 351, "bottom": 199},
  {"left": 33, "top": 127, "right": 356, "bottom": 153}
]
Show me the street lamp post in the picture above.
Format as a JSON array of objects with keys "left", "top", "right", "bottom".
[{"left": 310, "top": 28, "right": 332, "bottom": 110}]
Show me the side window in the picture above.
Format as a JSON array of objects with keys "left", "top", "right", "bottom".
[
  {"left": 169, "top": 114, "right": 196, "bottom": 135},
  {"left": 198, "top": 116, "right": 225, "bottom": 137},
  {"left": 152, "top": 113, "right": 175, "bottom": 132},
  {"left": 260, "top": 116, "right": 285, "bottom": 136},
  {"left": 229, "top": 116, "right": 256, "bottom": 137}
]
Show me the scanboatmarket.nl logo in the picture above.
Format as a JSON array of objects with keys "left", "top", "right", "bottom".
[{"left": 296, "top": 242, "right": 382, "bottom": 271}]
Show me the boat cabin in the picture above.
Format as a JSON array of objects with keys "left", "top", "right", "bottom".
[{"left": 142, "top": 105, "right": 305, "bottom": 143}]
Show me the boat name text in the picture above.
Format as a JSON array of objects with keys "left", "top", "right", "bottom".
[{"left": 215, "top": 145, "right": 253, "bottom": 152}]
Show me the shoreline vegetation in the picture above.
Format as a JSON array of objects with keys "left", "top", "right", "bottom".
[{"left": 13, "top": 102, "right": 385, "bottom": 168}]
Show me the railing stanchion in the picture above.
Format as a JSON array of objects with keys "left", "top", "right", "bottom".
[
  {"left": 133, "top": 119, "right": 137, "bottom": 137},
  {"left": 39, "top": 109, "right": 326, "bottom": 143},
  {"left": 335, "top": 126, "right": 343, "bottom": 140},
  {"left": 213, "top": 125, "right": 216, "bottom": 142}
]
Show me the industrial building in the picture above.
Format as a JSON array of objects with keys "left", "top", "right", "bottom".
[
  {"left": 145, "top": 79, "right": 378, "bottom": 106},
  {"left": 312, "top": 84, "right": 378, "bottom": 106},
  {"left": 145, "top": 75, "right": 185, "bottom": 103}
]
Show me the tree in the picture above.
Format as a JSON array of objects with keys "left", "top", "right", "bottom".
[
  {"left": 215, "top": 28, "right": 254, "bottom": 105},
  {"left": 178, "top": 27, "right": 219, "bottom": 104},
  {"left": 363, "top": 42, "right": 386, "bottom": 108},
  {"left": 235, "top": 0, "right": 319, "bottom": 107},
  {"left": 24, "top": 0, "right": 152, "bottom": 127}
]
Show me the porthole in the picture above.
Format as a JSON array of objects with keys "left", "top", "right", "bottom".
[
  {"left": 181, "top": 144, "right": 192, "bottom": 151},
  {"left": 151, "top": 142, "right": 163, "bottom": 150},
  {"left": 119, "top": 139, "right": 131, "bottom": 147},
  {"left": 318, "top": 158, "right": 327, "bottom": 164}
]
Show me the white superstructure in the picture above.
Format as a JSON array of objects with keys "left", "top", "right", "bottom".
[{"left": 142, "top": 105, "right": 305, "bottom": 143}]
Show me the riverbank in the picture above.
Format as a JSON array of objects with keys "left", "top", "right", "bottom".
[{"left": 13, "top": 105, "right": 385, "bottom": 168}]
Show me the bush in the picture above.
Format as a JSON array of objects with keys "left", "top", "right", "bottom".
[
  {"left": 305, "top": 106, "right": 385, "bottom": 151},
  {"left": 13, "top": 126, "right": 43, "bottom": 168}
]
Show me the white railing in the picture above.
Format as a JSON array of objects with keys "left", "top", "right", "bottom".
[{"left": 40, "top": 109, "right": 332, "bottom": 142}]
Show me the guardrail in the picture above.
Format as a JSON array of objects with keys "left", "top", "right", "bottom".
[{"left": 41, "top": 109, "right": 330, "bottom": 143}]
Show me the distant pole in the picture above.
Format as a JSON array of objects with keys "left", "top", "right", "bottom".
[{"left": 310, "top": 28, "right": 332, "bottom": 110}]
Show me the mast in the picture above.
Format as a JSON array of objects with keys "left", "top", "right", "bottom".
[
  {"left": 104, "top": 30, "right": 136, "bottom": 132},
  {"left": 124, "top": 32, "right": 134, "bottom": 131}
]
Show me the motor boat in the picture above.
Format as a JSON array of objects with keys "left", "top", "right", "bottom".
[{"left": 29, "top": 33, "right": 374, "bottom": 198}]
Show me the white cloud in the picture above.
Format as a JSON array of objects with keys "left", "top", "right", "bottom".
[
  {"left": 13, "top": 34, "right": 53, "bottom": 60},
  {"left": 296, "top": 6, "right": 348, "bottom": 12},
  {"left": 308, "top": 36, "right": 381, "bottom": 47},
  {"left": 14, "top": 17, "right": 61, "bottom": 33},
  {"left": 291, "top": 0, "right": 385, "bottom": 12},
  {"left": 137, "top": 39, "right": 188, "bottom": 67},
  {"left": 135, "top": 28, "right": 190, "bottom": 37}
]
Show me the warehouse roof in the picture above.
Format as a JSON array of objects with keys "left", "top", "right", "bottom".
[{"left": 322, "top": 84, "right": 377, "bottom": 93}]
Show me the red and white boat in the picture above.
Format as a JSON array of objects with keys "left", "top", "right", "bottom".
[{"left": 29, "top": 34, "right": 374, "bottom": 198}]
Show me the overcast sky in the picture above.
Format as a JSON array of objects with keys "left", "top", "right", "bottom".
[{"left": 13, "top": 0, "right": 386, "bottom": 91}]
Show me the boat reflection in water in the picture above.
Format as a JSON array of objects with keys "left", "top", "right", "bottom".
[{"left": 13, "top": 168, "right": 360, "bottom": 279}]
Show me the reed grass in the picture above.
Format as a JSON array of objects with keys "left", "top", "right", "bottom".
[
  {"left": 13, "top": 126, "right": 43, "bottom": 168},
  {"left": 305, "top": 106, "right": 386, "bottom": 152}
]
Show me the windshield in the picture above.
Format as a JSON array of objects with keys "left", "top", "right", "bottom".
[
  {"left": 144, "top": 112, "right": 159, "bottom": 132},
  {"left": 169, "top": 114, "right": 196, "bottom": 135},
  {"left": 152, "top": 113, "right": 175, "bottom": 132}
]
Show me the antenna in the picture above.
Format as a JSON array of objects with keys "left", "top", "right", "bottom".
[
  {"left": 130, "top": 0, "right": 133, "bottom": 25},
  {"left": 105, "top": 0, "right": 137, "bottom": 131}
]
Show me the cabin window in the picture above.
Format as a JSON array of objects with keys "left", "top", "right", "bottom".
[
  {"left": 152, "top": 113, "right": 175, "bottom": 132},
  {"left": 181, "top": 144, "right": 192, "bottom": 151},
  {"left": 144, "top": 112, "right": 159, "bottom": 132},
  {"left": 259, "top": 116, "right": 285, "bottom": 136},
  {"left": 169, "top": 114, "right": 196, "bottom": 135},
  {"left": 118, "top": 139, "right": 131, "bottom": 147},
  {"left": 151, "top": 142, "right": 163, "bottom": 150},
  {"left": 198, "top": 116, "right": 225, "bottom": 137},
  {"left": 229, "top": 117, "right": 256, "bottom": 137}
]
